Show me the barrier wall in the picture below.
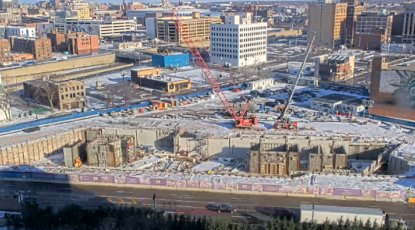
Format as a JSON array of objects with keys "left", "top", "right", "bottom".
[{"left": 0, "top": 171, "right": 406, "bottom": 201}]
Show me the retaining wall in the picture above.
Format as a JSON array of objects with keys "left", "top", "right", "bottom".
[
  {"left": 0, "top": 128, "right": 85, "bottom": 165},
  {"left": 0, "top": 171, "right": 405, "bottom": 202},
  {"left": 1, "top": 53, "right": 116, "bottom": 85}
]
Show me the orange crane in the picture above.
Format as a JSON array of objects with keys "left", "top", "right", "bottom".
[{"left": 164, "top": 1, "right": 257, "bottom": 128}]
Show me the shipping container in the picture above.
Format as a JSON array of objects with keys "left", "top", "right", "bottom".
[
  {"left": 152, "top": 53, "right": 189, "bottom": 68},
  {"left": 300, "top": 204, "right": 386, "bottom": 227}
]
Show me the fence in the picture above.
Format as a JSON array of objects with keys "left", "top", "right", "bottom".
[{"left": 0, "top": 171, "right": 406, "bottom": 200}]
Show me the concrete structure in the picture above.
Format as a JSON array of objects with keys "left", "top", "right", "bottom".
[
  {"left": 9, "top": 37, "right": 52, "bottom": 61},
  {"left": 307, "top": 2, "right": 347, "bottom": 48},
  {"left": 402, "top": 2, "right": 415, "bottom": 43},
  {"left": 69, "top": 0, "right": 90, "bottom": 19},
  {"left": 86, "top": 134, "right": 135, "bottom": 167},
  {"left": 0, "top": 53, "right": 116, "bottom": 85},
  {"left": 0, "top": 39, "right": 10, "bottom": 63},
  {"left": 381, "top": 43, "right": 413, "bottom": 53},
  {"left": 210, "top": 12, "right": 267, "bottom": 67},
  {"left": 68, "top": 34, "right": 99, "bottom": 55},
  {"left": 5, "top": 26, "right": 36, "bottom": 38},
  {"left": 310, "top": 94, "right": 364, "bottom": 114},
  {"left": 300, "top": 204, "right": 386, "bottom": 227},
  {"left": 308, "top": 144, "right": 347, "bottom": 172},
  {"left": 341, "top": 0, "right": 366, "bottom": 47},
  {"left": 354, "top": 12, "right": 393, "bottom": 50},
  {"left": 63, "top": 140, "right": 85, "bottom": 167},
  {"left": 131, "top": 69, "right": 191, "bottom": 93},
  {"left": 314, "top": 54, "right": 355, "bottom": 82},
  {"left": 47, "top": 29, "right": 86, "bottom": 52},
  {"left": 388, "top": 144, "right": 415, "bottom": 175},
  {"left": 23, "top": 79, "right": 86, "bottom": 110},
  {"left": 369, "top": 56, "right": 415, "bottom": 120},
  {"left": 114, "top": 41, "right": 142, "bottom": 50},
  {"left": 146, "top": 12, "right": 221, "bottom": 43},
  {"left": 286, "top": 76, "right": 317, "bottom": 87},
  {"left": 54, "top": 17, "right": 136, "bottom": 39},
  {"left": 267, "top": 29, "right": 302, "bottom": 40},
  {"left": 392, "top": 13, "right": 404, "bottom": 37},
  {"left": 249, "top": 141, "right": 299, "bottom": 176}
]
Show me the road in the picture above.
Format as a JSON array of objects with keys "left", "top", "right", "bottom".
[{"left": 1, "top": 181, "right": 415, "bottom": 224}]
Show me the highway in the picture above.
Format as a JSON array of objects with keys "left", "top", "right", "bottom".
[{"left": 1, "top": 181, "right": 415, "bottom": 224}]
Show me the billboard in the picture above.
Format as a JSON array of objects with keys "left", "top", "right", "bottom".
[
  {"left": 238, "top": 183, "right": 252, "bottom": 191},
  {"left": 213, "top": 182, "right": 226, "bottom": 190},
  {"left": 361, "top": 189, "right": 376, "bottom": 198},
  {"left": 187, "top": 181, "right": 200, "bottom": 188},
  {"left": 333, "top": 188, "right": 362, "bottom": 197},
  {"left": 66, "top": 24, "right": 100, "bottom": 36},
  {"left": 101, "top": 176, "right": 115, "bottom": 183},
  {"left": 79, "top": 175, "right": 101, "bottom": 182},
  {"left": 31, "top": 172, "right": 56, "bottom": 180},
  {"left": 319, "top": 187, "right": 334, "bottom": 196},
  {"left": 166, "top": 179, "right": 176, "bottom": 187}
]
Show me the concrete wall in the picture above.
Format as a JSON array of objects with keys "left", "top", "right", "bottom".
[
  {"left": 0, "top": 128, "right": 85, "bottom": 165},
  {"left": 1, "top": 53, "right": 116, "bottom": 85}
]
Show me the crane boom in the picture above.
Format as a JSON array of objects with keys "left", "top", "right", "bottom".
[
  {"left": 166, "top": 4, "right": 256, "bottom": 127},
  {"left": 280, "top": 35, "right": 316, "bottom": 119}
]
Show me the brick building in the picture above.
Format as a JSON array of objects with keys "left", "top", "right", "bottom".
[
  {"left": 68, "top": 34, "right": 99, "bottom": 55},
  {"left": 9, "top": 37, "right": 52, "bottom": 60},
  {"left": 23, "top": 79, "right": 86, "bottom": 110},
  {"left": 47, "top": 29, "right": 86, "bottom": 52},
  {"left": 314, "top": 54, "right": 356, "bottom": 82},
  {"left": 0, "top": 39, "right": 11, "bottom": 62},
  {"left": 354, "top": 12, "right": 393, "bottom": 50}
]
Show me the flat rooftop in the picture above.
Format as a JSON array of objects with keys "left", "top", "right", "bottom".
[
  {"left": 301, "top": 204, "right": 385, "bottom": 216},
  {"left": 313, "top": 94, "right": 357, "bottom": 103},
  {"left": 138, "top": 75, "right": 189, "bottom": 83}
]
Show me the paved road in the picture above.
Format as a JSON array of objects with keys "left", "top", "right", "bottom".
[{"left": 1, "top": 181, "right": 415, "bottom": 224}]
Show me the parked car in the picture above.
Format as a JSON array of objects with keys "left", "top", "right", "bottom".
[
  {"left": 206, "top": 204, "right": 234, "bottom": 213},
  {"left": 265, "top": 101, "right": 278, "bottom": 107}
]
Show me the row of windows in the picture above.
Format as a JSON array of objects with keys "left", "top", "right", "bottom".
[
  {"left": 212, "top": 48, "right": 238, "bottom": 53},
  {"left": 211, "top": 26, "right": 266, "bottom": 32},
  {"left": 61, "top": 85, "right": 84, "bottom": 92},
  {"left": 240, "top": 46, "right": 266, "bottom": 53},
  {"left": 61, "top": 91, "right": 84, "bottom": 100},
  {"left": 211, "top": 32, "right": 266, "bottom": 38},
  {"left": 240, "top": 42, "right": 266, "bottom": 48},
  {"left": 211, "top": 53, "right": 237, "bottom": 59}
]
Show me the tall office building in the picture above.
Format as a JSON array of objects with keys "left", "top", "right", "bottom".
[
  {"left": 210, "top": 12, "right": 267, "bottom": 67},
  {"left": 403, "top": 1, "right": 415, "bottom": 43},
  {"left": 307, "top": 2, "right": 348, "bottom": 48},
  {"left": 340, "top": 0, "right": 366, "bottom": 47}
]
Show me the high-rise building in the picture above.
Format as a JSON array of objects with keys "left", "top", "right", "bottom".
[
  {"left": 307, "top": 2, "right": 348, "bottom": 48},
  {"left": 403, "top": 1, "right": 415, "bottom": 43},
  {"left": 210, "top": 12, "right": 267, "bottom": 67},
  {"left": 0, "top": 39, "right": 11, "bottom": 62},
  {"left": 69, "top": 0, "right": 90, "bottom": 19},
  {"left": 341, "top": 0, "right": 366, "bottom": 47},
  {"left": 354, "top": 12, "right": 393, "bottom": 50}
]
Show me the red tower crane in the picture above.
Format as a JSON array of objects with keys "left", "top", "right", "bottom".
[{"left": 164, "top": 2, "right": 257, "bottom": 128}]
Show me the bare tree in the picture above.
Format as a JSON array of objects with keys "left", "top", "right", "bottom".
[
  {"left": 0, "top": 86, "right": 13, "bottom": 121},
  {"left": 34, "top": 81, "right": 58, "bottom": 112},
  {"left": 101, "top": 84, "right": 117, "bottom": 109}
]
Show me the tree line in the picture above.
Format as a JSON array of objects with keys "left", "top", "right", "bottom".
[{"left": 4, "top": 202, "right": 411, "bottom": 230}]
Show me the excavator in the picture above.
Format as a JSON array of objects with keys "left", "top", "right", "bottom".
[{"left": 273, "top": 34, "right": 316, "bottom": 130}]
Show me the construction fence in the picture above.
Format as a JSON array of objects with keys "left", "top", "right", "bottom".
[{"left": 0, "top": 171, "right": 406, "bottom": 202}]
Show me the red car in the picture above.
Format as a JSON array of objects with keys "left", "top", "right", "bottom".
[{"left": 230, "top": 87, "right": 240, "bottom": 92}]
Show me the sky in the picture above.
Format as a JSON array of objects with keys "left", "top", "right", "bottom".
[{"left": 19, "top": 0, "right": 311, "bottom": 4}]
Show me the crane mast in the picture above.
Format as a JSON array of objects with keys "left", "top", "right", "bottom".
[
  {"left": 280, "top": 35, "right": 316, "bottom": 121},
  {"left": 165, "top": 1, "right": 256, "bottom": 128}
]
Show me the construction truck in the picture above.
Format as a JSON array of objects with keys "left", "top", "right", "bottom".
[{"left": 273, "top": 34, "right": 316, "bottom": 130}]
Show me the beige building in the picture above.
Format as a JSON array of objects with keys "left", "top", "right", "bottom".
[
  {"left": 148, "top": 12, "right": 221, "bottom": 43},
  {"left": 69, "top": 0, "right": 90, "bottom": 19},
  {"left": 307, "top": 2, "right": 348, "bottom": 48},
  {"left": 23, "top": 80, "right": 86, "bottom": 110}
]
